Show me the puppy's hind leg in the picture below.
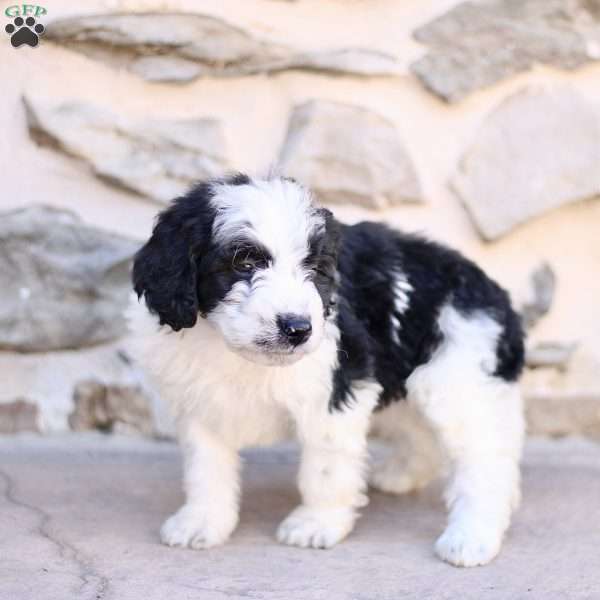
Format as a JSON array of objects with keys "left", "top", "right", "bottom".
[
  {"left": 407, "top": 309, "right": 525, "bottom": 567},
  {"left": 409, "top": 371, "right": 524, "bottom": 567},
  {"left": 370, "top": 401, "right": 441, "bottom": 495},
  {"left": 434, "top": 383, "right": 523, "bottom": 568}
]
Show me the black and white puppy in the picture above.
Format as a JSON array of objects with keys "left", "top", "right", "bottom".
[{"left": 129, "top": 174, "right": 525, "bottom": 567}]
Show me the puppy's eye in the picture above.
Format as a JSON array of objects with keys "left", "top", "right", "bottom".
[
  {"left": 233, "top": 256, "right": 268, "bottom": 274},
  {"left": 305, "top": 265, "right": 317, "bottom": 278},
  {"left": 239, "top": 261, "right": 255, "bottom": 273},
  {"left": 306, "top": 262, "right": 329, "bottom": 279}
]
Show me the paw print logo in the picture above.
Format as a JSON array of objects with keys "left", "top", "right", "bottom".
[{"left": 5, "top": 16, "right": 45, "bottom": 48}]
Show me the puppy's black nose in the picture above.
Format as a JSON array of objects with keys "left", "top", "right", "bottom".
[{"left": 277, "top": 314, "right": 312, "bottom": 346}]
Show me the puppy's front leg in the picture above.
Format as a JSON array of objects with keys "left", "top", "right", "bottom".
[
  {"left": 161, "top": 421, "right": 240, "bottom": 550},
  {"left": 277, "top": 386, "right": 377, "bottom": 549}
]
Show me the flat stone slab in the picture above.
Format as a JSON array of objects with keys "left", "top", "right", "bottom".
[
  {"left": 279, "top": 100, "right": 423, "bottom": 209},
  {"left": 1, "top": 434, "right": 599, "bottom": 599},
  {"left": 451, "top": 87, "right": 600, "bottom": 240},
  {"left": 24, "top": 94, "right": 229, "bottom": 205},
  {"left": 46, "top": 13, "right": 402, "bottom": 83},
  {"left": 411, "top": 0, "right": 600, "bottom": 102},
  {"left": 0, "top": 205, "right": 139, "bottom": 352}
]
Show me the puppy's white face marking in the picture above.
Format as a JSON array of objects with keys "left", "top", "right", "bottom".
[{"left": 207, "top": 179, "right": 328, "bottom": 366}]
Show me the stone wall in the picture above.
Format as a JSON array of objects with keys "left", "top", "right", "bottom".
[{"left": 1, "top": 0, "right": 599, "bottom": 438}]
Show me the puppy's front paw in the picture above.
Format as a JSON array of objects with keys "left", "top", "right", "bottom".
[
  {"left": 435, "top": 522, "right": 502, "bottom": 567},
  {"left": 277, "top": 506, "right": 356, "bottom": 549},
  {"left": 160, "top": 504, "right": 238, "bottom": 550}
]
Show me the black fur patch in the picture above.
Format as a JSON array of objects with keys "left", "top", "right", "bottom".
[
  {"left": 330, "top": 222, "right": 525, "bottom": 410},
  {"left": 304, "top": 208, "right": 341, "bottom": 315},
  {"left": 133, "top": 174, "right": 260, "bottom": 330}
]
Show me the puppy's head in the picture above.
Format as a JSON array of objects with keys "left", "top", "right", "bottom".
[{"left": 133, "top": 174, "right": 340, "bottom": 365}]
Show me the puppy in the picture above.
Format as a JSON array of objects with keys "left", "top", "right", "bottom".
[{"left": 129, "top": 174, "right": 525, "bottom": 567}]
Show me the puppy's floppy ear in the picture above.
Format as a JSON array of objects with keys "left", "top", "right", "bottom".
[
  {"left": 308, "top": 207, "right": 341, "bottom": 315},
  {"left": 317, "top": 207, "right": 342, "bottom": 263},
  {"left": 133, "top": 184, "right": 213, "bottom": 331}
]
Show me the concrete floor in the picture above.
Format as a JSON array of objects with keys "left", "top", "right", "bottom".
[{"left": 1, "top": 434, "right": 599, "bottom": 600}]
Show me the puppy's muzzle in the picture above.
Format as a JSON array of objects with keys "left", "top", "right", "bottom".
[{"left": 277, "top": 314, "right": 312, "bottom": 346}]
